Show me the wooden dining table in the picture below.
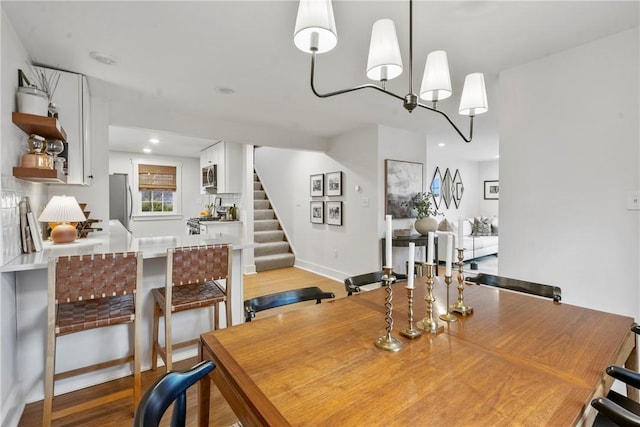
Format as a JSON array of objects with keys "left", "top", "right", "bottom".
[{"left": 198, "top": 276, "right": 636, "bottom": 426}]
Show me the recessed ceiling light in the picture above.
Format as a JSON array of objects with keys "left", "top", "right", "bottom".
[
  {"left": 143, "top": 148, "right": 152, "bottom": 154},
  {"left": 215, "top": 87, "right": 235, "bottom": 95},
  {"left": 496, "top": 154, "right": 500, "bottom": 159},
  {"left": 89, "top": 51, "right": 118, "bottom": 65},
  {"left": 149, "top": 138, "right": 160, "bottom": 144},
  {"left": 438, "top": 142, "right": 446, "bottom": 147}
]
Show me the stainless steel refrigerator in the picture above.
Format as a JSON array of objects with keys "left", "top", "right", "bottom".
[{"left": 109, "top": 173, "right": 132, "bottom": 231}]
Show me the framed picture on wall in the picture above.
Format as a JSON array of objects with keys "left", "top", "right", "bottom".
[
  {"left": 385, "top": 159, "right": 423, "bottom": 218},
  {"left": 326, "top": 171, "right": 343, "bottom": 196},
  {"left": 310, "top": 174, "right": 324, "bottom": 197},
  {"left": 326, "top": 201, "right": 343, "bottom": 226},
  {"left": 484, "top": 180, "right": 499, "bottom": 200},
  {"left": 310, "top": 201, "right": 324, "bottom": 224}
]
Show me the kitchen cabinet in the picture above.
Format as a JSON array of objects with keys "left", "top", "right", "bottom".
[
  {"left": 41, "top": 66, "right": 92, "bottom": 186},
  {"left": 200, "top": 141, "right": 242, "bottom": 194},
  {"left": 199, "top": 220, "right": 242, "bottom": 238}
]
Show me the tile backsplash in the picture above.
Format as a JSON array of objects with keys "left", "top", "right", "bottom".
[{"left": 1, "top": 175, "right": 46, "bottom": 265}]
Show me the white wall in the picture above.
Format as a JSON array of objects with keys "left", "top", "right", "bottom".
[
  {"left": 255, "top": 125, "right": 381, "bottom": 279},
  {"left": 256, "top": 124, "right": 432, "bottom": 278},
  {"left": 499, "top": 28, "right": 639, "bottom": 317},
  {"left": 109, "top": 151, "right": 201, "bottom": 237},
  {"left": 0, "top": 10, "right": 48, "bottom": 427}
]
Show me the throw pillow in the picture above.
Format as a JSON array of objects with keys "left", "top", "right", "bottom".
[
  {"left": 491, "top": 217, "right": 499, "bottom": 235},
  {"left": 472, "top": 216, "right": 491, "bottom": 236},
  {"left": 438, "top": 218, "right": 456, "bottom": 232}
]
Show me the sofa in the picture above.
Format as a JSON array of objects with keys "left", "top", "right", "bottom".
[{"left": 436, "top": 216, "right": 499, "bottom": 262}]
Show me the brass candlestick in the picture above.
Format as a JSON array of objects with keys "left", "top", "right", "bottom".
[
  {"left": 439, "top": 275, "right": 457, "bottom": 322},
  {"left": 451, "top": 248, "right": 473, "bottom": 315},
  {"left": 399, "top": 285, "right": 422, "bottom": 339},
  {"left": 417, "top": 263, "right": 444, "bottom": 334},
  {"left": 374, "top": 266, "right": 403, "bottom": 352}
]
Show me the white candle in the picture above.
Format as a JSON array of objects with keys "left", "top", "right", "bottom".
[
  {"left": 427, "top": 231, "right": 434, "bottom": 264},
  {"left": 385, "top": 215, "right": 393, "bottom": 267},
  {"left": 407, "top": 242, "right": 415, "bottom": 289},
  {"left": 458, "top": 218, "right": 464, "bottom": 248},
  {"left": 445, "top": 234, "right": 453, "bottom": 276}
]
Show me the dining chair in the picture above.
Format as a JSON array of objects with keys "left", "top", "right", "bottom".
[
  {"left": 465, "top": 273, "right": 562, "bottom": 302},
  {"left": 151, "top": 244, "right": 231, "bottom": 372},
  {"left": 244, "top": 286, "right": 335, "bottom": 322},
  {"left": 133, "top": 360, "right": 215, "bottom": 427},
  {"left": 344, "top": 271, "right": 407, "bottom": 296},
  {"left": 43, "top": 252, "right": 142, "bottom": 426},
  {"left": 591, "top": 325, "right": 640, "bottom": 426}
]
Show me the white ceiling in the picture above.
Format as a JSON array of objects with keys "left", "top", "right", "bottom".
[{"left": 3, "top": 1, "right": 638, "bottom": 160}]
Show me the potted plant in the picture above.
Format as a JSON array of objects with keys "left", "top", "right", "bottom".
[{"left": 402, "top": 191, "right": 441, "bottom": 235}]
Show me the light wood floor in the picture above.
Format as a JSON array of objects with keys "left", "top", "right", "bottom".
[{"left": 18, "top": 267, "right": 344, "bottom": 427}]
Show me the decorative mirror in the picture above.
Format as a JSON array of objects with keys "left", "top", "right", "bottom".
[
  {"left": 430, "top": 167, "right": 442, "bottom": 209},
  {"left": 442, "top": 168, "right": 452, "bottom": 208},
  {"left": 452, "top": 169, "right": 464, "bottom": 208}
]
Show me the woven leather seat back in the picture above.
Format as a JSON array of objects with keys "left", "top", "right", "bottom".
[
  {"left": 171, "top": 245, "right": 229, "bottom": 286},
  {"left": 55, "top": 252, "right": 139, "bottom": 303}
]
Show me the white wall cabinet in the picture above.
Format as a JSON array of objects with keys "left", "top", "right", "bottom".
[
  {"left": 41, "top": 66, "right": 92, "bottom": 186},
  {"left": 200, "top": 141, "right": 242, "bottom": 194}
]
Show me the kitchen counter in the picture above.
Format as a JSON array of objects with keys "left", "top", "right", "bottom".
[
  {"left": 2, "top": 220, "right": 251, "bottom": 272},
  {"left": 2, "top": 220, "right": 255, "bottom": 403}
]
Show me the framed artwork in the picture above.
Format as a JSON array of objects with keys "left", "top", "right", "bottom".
[
  {"left": 442, "top": 168, "right": 452, "bottom": 208},
  {"left": 385, "top": 159, "right": 423, "bottom": 218},
  {"left": 310, "top": 174, "right": 324, "bottom": 197},
  {"left": 430, "top": 167, "right": 442, "bottom": 209},
  {"left": 326, "top": 201, "right": 343, "bottom": 226},
  {"left": 310, "top": 201, "right": 324, "bottom": 223},
  {"left": 484, "top": 180, "right": 499, "bottom": 200},
  {"left": 452, "top": 169, "right": 464, "bottom": 209},
  {"left": 326, "top": 171, "right": 343, "bottom": 196}
]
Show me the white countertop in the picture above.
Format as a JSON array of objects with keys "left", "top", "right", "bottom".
[{"left": 2, "top": 220, "right": 255, "bottom": 272}]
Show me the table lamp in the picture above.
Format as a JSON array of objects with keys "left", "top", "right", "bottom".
[{"left": 38, "top": 195, "right": 86, "bottom": 244}]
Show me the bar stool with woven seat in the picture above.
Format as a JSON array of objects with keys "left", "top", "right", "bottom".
[
  {"left": 43, "top": 252, "right": 142, "bottom": 426},
  {"left": 151, "top": 244, "right": 231, "bottom": 372}
]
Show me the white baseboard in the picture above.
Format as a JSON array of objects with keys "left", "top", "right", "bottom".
[
  {"left": 243, "top": 264, "right": 257, "bottom": 275},
  {"left": 1, "top": 385, "right": 25, "bottom": 427},
  {"left": 293, "top": 260, "right": 345, "bottom": 283}
]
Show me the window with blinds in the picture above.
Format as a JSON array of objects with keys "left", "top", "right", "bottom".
[{"left": 138, "top": 164, "right": 177, "bottom": 191}]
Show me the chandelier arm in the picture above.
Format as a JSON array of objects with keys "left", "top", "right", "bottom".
[
  {"left": 310, "top": 53, "right": 406, "bottom": 102},
  {"left": 415, "top": 102, "right": 474, "bottom": 143}
]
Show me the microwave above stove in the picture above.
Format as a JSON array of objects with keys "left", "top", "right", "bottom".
[{"left": 202, "top": 164, "right": 217, "bottom": 191}]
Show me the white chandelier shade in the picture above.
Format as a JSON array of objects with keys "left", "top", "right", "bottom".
[
  {"left": 459, "top": 73, "right": 488, "bottom": 116},
  {"left": 366, "top": 19, "right": 403, "bottom": 82},
  {"left": 293, "top": 0, "right": 337, "bottom": 54},
  {"left": 419, "top": 50, "right": 452, "bottom": 102}
]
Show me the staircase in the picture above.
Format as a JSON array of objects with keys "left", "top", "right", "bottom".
[{"left": 253, "top": 172, "right": 295, "bottom": 272}]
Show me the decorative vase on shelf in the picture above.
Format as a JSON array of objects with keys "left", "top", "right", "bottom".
[{"left": 414, "top": 217, "right": 439, "bottom": 236}]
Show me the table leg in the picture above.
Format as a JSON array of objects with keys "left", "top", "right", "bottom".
[
  {"left": 198, "top": 341, "right": 211, "bottom": 427},
  {"left": 626, "top": 332, "right": 639, "bottom": 401}
]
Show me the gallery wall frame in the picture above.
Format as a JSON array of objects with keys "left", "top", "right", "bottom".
[
  {"left": 310, "top": 174, "right": 324, "bottom": 197},
  {"left": 326, "top": 201, "right": 343, "bottom": 226},
  {"left": 385, "top": 159, "right": 424, "bottom": 218},
  {"left": 484, "top": 180, "right": 499, "bottom": 200},
  {"left": 326, "top": 171, "right": 343, "bottom": 196},
  {"left": 430, "top": 167, "right": 442, "bottom": 209},
  {"left": 310, "top": 201, "right": 324, "bottom": 223},
  {"left": 452, "top": 169, "right": 464, "bottom": 209}
]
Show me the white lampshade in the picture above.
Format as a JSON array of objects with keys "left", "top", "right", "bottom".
[
  {"left": 38, "top": 195, "right": 86, "bottom": 223},
  {"left": 459, "top": 73, "right": 488, "bottom": 116},
  {"left": 366, "top": 19, "right": 403, "bottom": 81},
  {"left": 419, "top": 50, "right": 452, "bottom": 102},
  {"left": 294, "top": 0, "right": 337, "bottom": 54}
]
